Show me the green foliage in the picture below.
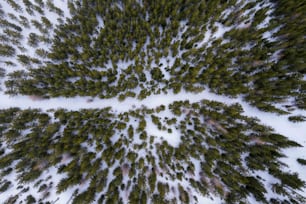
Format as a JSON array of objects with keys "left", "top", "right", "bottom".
[
  {"left": 151, "top": 67, "right": 164, "bottom": 81},
  {"left": 0, "top": 0, "right": 305, "bottom": 203},
  {"left": 6, "top": 0, "right": 23, "bottom": 12},
  {"left": 72, "top": 187, "right": 96, "bottom": 204},
  {"left": 297, "top": 158, "right": 306, "bottom": 166},
  {"left": 0, "top": 180, "right": 11, "bottom": 192},
  {"left": 0, "top": 44, "right": 15, "bottom": 56},
  {"left": 0, "top": 102, "right": 304, "bottom": 203},
  {"left": 19, "top": 170, "right": 42, "bottom": 183},
  {"left": 116, "top": 122, "right": 127, "bottom": 130},
  {"left": 4, "top": 0, "right": 303, "bottom": 114},
  {"left": 25, "top": 195, "right": 36, "bottom": 204},
  {"left": 288, "top": 115, "right": 306, "bottom": 123},
  {"left": 178, "top": 184, "right": 189, "bottom": 204},
  {"left": 137, "top": 119, "right": 146, "bottom": 132},
  {"left": 17, "top": 54, "right": 31, "bottom": 65},
  {"left": 5, "top": 195, "right": 19, "bottom": 204},
  {"left": 27, "top": 33, "right": 39, "bottom": 47}
]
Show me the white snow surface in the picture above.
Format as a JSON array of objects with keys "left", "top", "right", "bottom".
[
  {"left": 1, "top": 89, "right": 306, "bottom": 202},
  {"left": 0, "top": 0, "right": 305, "bottom": 203},
  {"left": 1, "top": 76, "right": 306, "bottom": 203}
]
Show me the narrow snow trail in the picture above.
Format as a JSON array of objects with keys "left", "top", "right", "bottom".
[
  {"left": 1, "top": 90, "right": 305, "bottom": 141},
  {"left": 0, "top": 90, "right": 238, "bottom": 111}
]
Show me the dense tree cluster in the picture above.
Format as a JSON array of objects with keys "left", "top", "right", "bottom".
[
  {"left": 1, "top": 0, "right": 304, "bottom": 114},
  {"left": 297, "top": 158, "right": 306, "bottom": 166},
  {"left": 0, "top": 0, "right": 65, "bottom": 75},
  {"left": 0, "top": 101, "right": 305, "bottom": 203},
  {"left": 0, "top": 0, "right": 305, "bottom": 203}
]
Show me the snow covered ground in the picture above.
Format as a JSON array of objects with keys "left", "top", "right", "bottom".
[
  {"left": 1, "top": 88, "right": 305, "bottom": 203},
  {"left": 0, "top": 0, "right": 305, "bottom": 203}
]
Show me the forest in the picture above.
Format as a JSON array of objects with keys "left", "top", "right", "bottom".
[
  {"left": 0, "top": 101, "right": 305, "bottom": 203},
  {"left": 0, "top": 0, "right": 305, "bottom": 203},
  {"left": 2, "top": 0, "right": 305, "bottom": 114}
]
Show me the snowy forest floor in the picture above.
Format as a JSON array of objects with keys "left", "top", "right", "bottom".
[{"left": 1, "top": 88, "right": 306, "bottom": 203}]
